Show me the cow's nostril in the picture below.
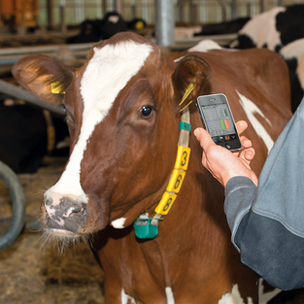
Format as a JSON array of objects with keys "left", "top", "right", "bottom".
[{"left": 69, "top": 207, "right": 83, "bottom": 217}]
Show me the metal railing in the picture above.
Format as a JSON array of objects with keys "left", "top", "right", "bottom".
[{"left": 36, "top": 0, "right": 304, "bottom": 28}]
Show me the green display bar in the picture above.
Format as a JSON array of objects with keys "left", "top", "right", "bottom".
[{"left": 220, "top": 120, "right": 226, "bottom": 129}]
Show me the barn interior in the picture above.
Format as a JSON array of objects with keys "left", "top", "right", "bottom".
[{"left": 0, "top": 0, "right": 304, "bottom": 303}]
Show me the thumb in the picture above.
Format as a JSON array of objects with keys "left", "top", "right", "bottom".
[{"left": 193, "top": 127, "right": 214, "bottom": 149}]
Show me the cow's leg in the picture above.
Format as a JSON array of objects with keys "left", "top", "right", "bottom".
[{"left": 98, "top": 253, "right": 126, "bottom": 303}]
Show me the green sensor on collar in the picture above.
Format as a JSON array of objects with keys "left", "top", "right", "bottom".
[
  {"left": 179, "top": 121, "right": 192, "bottom": 132},
  {"left": 134, "top": 218, "right": 162, "bottom": 239}
]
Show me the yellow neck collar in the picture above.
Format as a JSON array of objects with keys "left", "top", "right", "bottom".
[{"left": 134, "top": 103, "right": 192, "bottom": 239}]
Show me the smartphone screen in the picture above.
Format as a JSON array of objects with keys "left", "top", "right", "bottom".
[{"left": 196, "top": 94, "right": 242, "bottom": 151}]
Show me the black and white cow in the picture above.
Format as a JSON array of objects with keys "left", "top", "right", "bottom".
[
  {"left": 0, "top": 99, "right": 69, "bottom": 173},
  {"left": 66, "top": 12, "right": 146, "bottom": 44},
  {"left": 230, "top": 5, "right": 304, "bottom": 112},
  {"left": 67, "top": 12, "right": 128, "bottom": 44},
  {"left": 279, "top": 39, "right": 304, "bottom": 112},
  {"left": 194, "top": 17, "right": 250, "bottom": 36},
  {"left": 230, "top": 5, "right": 304, "bottom": 51}
]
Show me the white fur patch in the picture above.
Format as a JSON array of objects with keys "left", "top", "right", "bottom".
[
  {"left": 218, "top": 284, "right": 253, "bottom": 304},
  {"left": 236, "top": 7, "right": 286, "bottom": 51},
  {"left": 45, "top": 41, "right": 152, "bottom": 203},
  {"left": 111, "top": 217, "right": 127, "bottom": 229},
  {"left": 236, "top": 90, "right": 274, "bottom": 153},
  {"left": 165, "top": 287, "right": 175, "bottom": 304},
  {"left": 280, "top": 38, "right": 304, "bottom": 60},
  {"left": 258, "top": 278, "right": 281, "bottom": 304},
  {"left": 175, "top": 39, "right": 224, "bottom": 63},
  {"left": 121, "top": 288, "right": 136, "bottom": 304},
  {"left": 280, "top": 38, "right": 304, "bottom": 89},
  {"left": 108, "top": 15, "right": 119, "bottom": 23},
  {"left": 188, "top": 39, "right": 222, "bottom": 52}
]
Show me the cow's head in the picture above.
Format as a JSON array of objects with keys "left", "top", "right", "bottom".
[{"left": 12, "top": 33, "right": 211, "bottom": 240}]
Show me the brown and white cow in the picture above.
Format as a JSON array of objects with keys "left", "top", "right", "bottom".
[{"left": 12, "top": 32, "right": 291, "bottom": 303}]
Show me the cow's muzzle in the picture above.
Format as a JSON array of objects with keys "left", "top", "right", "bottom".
[{"left": 42, "top": 196, "right": 89, "bottom": 234}]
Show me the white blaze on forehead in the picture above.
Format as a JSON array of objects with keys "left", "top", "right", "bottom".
[
  {"left": 45, "top": 41, "right": 153, "bottom": 202},
  {"left": 218, "top": 284, "right": 253, "bottom": 304},
  {"left": 236, "top": 90, "right": 274, "bottom": 154}
]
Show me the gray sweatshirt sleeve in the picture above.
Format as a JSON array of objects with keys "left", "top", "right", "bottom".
[
  {"left": 224, "top": 176, "right": 257, "bottom": 250},
  {"left": 223, "top": 97, "right": 304, "bottom": 291}
]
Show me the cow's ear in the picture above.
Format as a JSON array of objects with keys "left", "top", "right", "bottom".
[
  {"left": 12, "top": 54, "right": 76, "bottom": 105},
  {"left": 172, "top": 55, "right": 211, "bottom": 111}
]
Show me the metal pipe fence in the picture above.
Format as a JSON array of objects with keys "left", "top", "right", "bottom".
[{"left": 37, "top": 0, "right": 304, "bottom": 27}]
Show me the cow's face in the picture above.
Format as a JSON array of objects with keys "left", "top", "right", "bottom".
[{"left": 12, "top": 33, "right": 211, "bottom": 239}]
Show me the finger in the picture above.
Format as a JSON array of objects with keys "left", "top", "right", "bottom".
[
  {"left": 239, "top": 136, "right": 252, "bottom": 149},
  {"left": 193, "top": 127, "right": 215, "bottom": 150},
  {"left": 239, "top": 146, "right": 255, "bottom": 162},
  {"left": 235, "top": 120, "right": 248, "bottom": 135},
  {"left": 244, "top": 147, "right": 255, "bottom": 161}
]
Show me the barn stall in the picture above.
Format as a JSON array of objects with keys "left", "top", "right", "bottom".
[{"left": 1, "top": 0, "right": 304, "bottom": 303}]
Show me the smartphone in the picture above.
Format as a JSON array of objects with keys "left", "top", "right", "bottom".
[{"left": 196, "top": 93, "right": 242, "bottom": 151}]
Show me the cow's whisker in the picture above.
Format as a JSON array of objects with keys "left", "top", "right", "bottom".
[{"left": 38, "top": 228, "right": 90, "bottom": 255}]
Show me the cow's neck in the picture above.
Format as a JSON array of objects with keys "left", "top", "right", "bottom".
[{"left": 134, "top": 104, "right": 192, "bottom": 240}]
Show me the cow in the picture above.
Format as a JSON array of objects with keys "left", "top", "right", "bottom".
[
  {"left": 12, "top": 32, "right": 291, "bottom": 303},
  {"left": 67, "top": 12, "right": 128, "bottom": 44},
  {"left": 279, "top": 38, "right": 304, "bottom": 112},
  {"left": 230, "top": 5, "right": 304, "bottom": 112},
  {"left": 127, "top": 18, "right": 147, "bottom": 31},
  {"left": 230, "top": 5, "right": 304, "bottom": 51},
  {"left": 194, "top": 17, "right": 250, "bottom": 36},
  {"left": 66, "top": 12, "right": 146, "bottom": 44},
  {"left": 0, "top": 98, "right": 69, "bottom": 173},
  {"left": 66, "top": 19, "right": 102, "bottom": 44}
]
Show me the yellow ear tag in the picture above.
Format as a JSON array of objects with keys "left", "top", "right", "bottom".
[
  {"left": 180, "top": 99, "right": 194, "bottom": 112},
  {"left": 51, "top": 82, "right": 65, "bottom": 94},
  {"left": 135, "top": 20, "right": 145, "bottom": 30},
  {"left": 179, "top": 83, "right": 194, "bottom": 106}
]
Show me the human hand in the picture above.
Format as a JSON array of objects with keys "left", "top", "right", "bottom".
[{"left": 193, "top": 120, "right": 258, "bottom": 187}]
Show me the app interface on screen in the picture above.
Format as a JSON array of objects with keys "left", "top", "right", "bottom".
[{"left": 201, "top": 103, "right": 237, "bottom": 143}]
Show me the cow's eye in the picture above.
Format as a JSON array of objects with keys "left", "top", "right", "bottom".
[{"left": 141, "top": 106, "right": 152, "bottom": 117}]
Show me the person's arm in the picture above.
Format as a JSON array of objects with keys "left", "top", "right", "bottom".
[
  {"left": 194, "top": 104, "right": 304, "bottom": 290},
  {"left": 193, "top": 121, "right": 258, "bottom": 250},
  {"left": 224, "top": 175, "right": 304, "bottom": 290},
  {"left": 233, "top": 100, "right": 304, "bottom": 290}
]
